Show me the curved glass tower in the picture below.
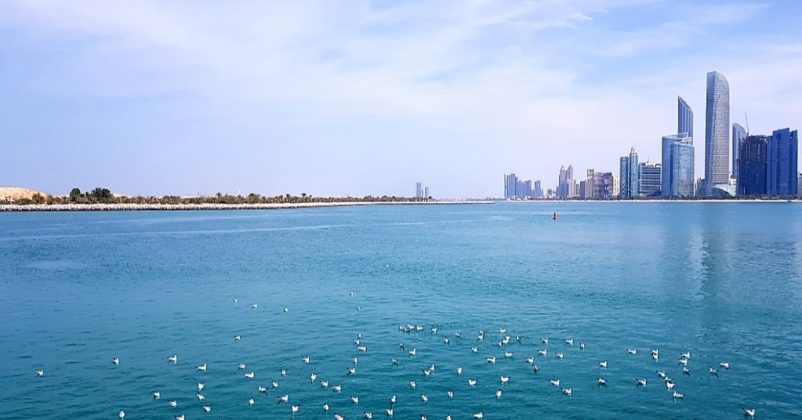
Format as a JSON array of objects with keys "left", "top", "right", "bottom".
[
  {"left": 704, "top": 71, "right": 730, "bottom": 193},
  {"left": 678, "top": 96, "right": 693, "bottom": 138}
]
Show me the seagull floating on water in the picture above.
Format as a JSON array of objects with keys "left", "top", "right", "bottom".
[
  {"left": 550, "top": 379, "right": 560, "bottom": 387},
  {"left": 248, "top": 398, "right": 255, "bottom": 406},
  {"left": 35, "top": 369, "right": 44, "bottom": 377},
  {"left": 119, "top": 410, "right": 125, "bottom": 419},
  {"left": 562, "top": 388, "right": 572, "bottom": 397},
  {"left": 628, "top": 348, "right": 637, "bottom": 355},
  {"left": 598, "top": 377, "right": 607, "bottom": 386},
  {"left": 168, "top": 400, "right": 177, "bottom": 407},
  {"left": 112, "top": 357, "right": 120, "bottom": 366},
  {"left": 244, "top": 372, "right": 255, "bottom": 379},
  {"left": 168, "top": 355, "right": 178, "bottom": 364},
  {"left": 496, "top": 389, "right": 502, "bottom": 399},
  {"left": 599, "top": 361, "right": 608, "bottom": 369},
  {"left": 197, "top": 363, "right": 207, "bottom": 372},
  {"left": 202, "top": 405, "right": 211, "bottom": 413},
  {"left": 152, "top": 391, "right": 160, "bottom": 399},
  {"left": 742, "top": 408, "right": 756, "bottom": 417},
  {"left": 500, "top": 375, "right": 510, "bottom": 384},
  {"left": 636, "top": 378, "right": 647, "bottom": 387},
  {"left": 673, "top": 391, "right": 684, "bottom": 399},
  {"left": 720, "top": 361, "right": 730, "bottom": 369},
  {"left": 468, "top": 379, "right": 477, "bottom": 387}
]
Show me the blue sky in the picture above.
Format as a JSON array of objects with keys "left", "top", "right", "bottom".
[{"left": 1, "top": 0, "right": 801, "bottom": 198}]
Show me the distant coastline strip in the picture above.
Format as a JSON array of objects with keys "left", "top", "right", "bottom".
[{"left": 0, "top": 201, "right": 494, "bottom": 212}]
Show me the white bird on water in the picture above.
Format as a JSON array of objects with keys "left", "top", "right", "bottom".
[
  {"left": 409, "top": 348, "right": 417, "bottom": 357},
  {"left": 118, "top": 409, "right": 125, "bottom": 419},
  {"left": 35, "top": 369, "right": 44, "bottom": 377},
  {"left": 743, "top": 408, "right": 756, "bottom": 417},
  {"left": 672, "top": 391, "right": 684, "bottom": 399},
  {"left": 239, "top": 363, "right": 246, "bottom": 370},
  {"left": 234, "top": 335, "right": 241, "bottom": 342},
  {"left": 496, "top": 389, "right": 502, "bottom": 399},
  {"left": 168, "top": 355, "right": 178, "bottom": 364},
  {"left": 538, "top": 349, "right": 547, "bottom": 356},
  {"left": 457, "top": 366, "right": 463, "bottom": 375},
  {"left": 385, "top": 407, "right": 394, "bottom": 417},
  {"left": 175, "top": 415, "right": 185, "bottom": 420},
  {"left": 351, "top": 396, "right": 359, "bottom": 405},
  {"left": 390, "top": 394, "right": 397, "bottom": 404},
  {"left": 112, "top": 357, "right": 120, "bottom": 366},
  {"left": 599, "top": 361, "right": 608, "bottom": 369},
  {"left": 409, "top": 380, "right": 417, "bottom": 389},
  {"left": 420, "top": 394, "right": 428, "bottom": 403},
  {"left": 468, "top": 379, "right": 477, "bottom": 387},
  {"left": 202, "top": 405, "right": 211, "bottom": 413},
  {"left": 251, "top": 304, "right": 258, "bottom": 309},
  {"left": 473, "top": 412, "right": 484, "bottom": 419},
  {"left": 196, "top": 394, "right": 205, "bottom": 401},
  {"left": 562, "top": 388, "right": 572, "bottom": 397},
  {"left": 565, "top": 338, "right": 574, "bottom": 346},
  {"left": 168, "top": 400, "right": 177, "bottom": 407},
  {"left": 323, "top": 402, "right": 330, "bottom": 412},
  {"left": 487, "top": 356, "right": 496, "bottom": 365},
  {"left": 302, "top": 356, "right": 310, "bottom": 364},
  {"left": 291, "top": 404, "right": 299, "bottom": 414},
  {"left": 550, "top": 379, "right": 560, "bottom": 387},
  {"left": 598, "top": 377, "right": 607, "bottom": 386},
  {"left": 198, "top": 383, "right": 205, "bottom": 392},
  {"left": 720, "top": 361, "right": 730, "bottom": 369},
  {"left": 500, "top": 375, "right": 510, "bottom": 384},
  {"left": 310, "top": 373, "right": 317, "bottom": 382},
  {"left": 447, "top": 390, "right": 454, "bottom": 399},
  {"left": 244, "top": 372, "right": 255, "bottom": 379},
  {"left": 258, "top": 386, "right": 267, "bottom": 394},
  {"left": 152, "top": 391, "right": 161, "bottom": 399},
  {"left": 278, "top": 394, "right": 289, "bottom": 404},
  {"left": 248, "top": 398, "right": 255, "bottom": 406},
  {"left": 636, "top": 378, "right": 647, "bottom": 387},
  {"left": 197, "top": 363, "right": 207, "bottom": 372}
]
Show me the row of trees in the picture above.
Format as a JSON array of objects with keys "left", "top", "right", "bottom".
[{"left": 1, "top": 187, "right": 427, "bottom": 205}]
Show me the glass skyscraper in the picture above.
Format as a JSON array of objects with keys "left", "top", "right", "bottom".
[
  {"left": 767, "top": 128, "right": 799, "bottom": 196},
  {"left": 662, "top": 134, "right": 695, "bottom": 198},
  {"left": 619, "top": 148, "right": 639, "bottom": 198},
  {"left": 678, "top": 96, "right": 693, "bottom": 137},
  {"left": 704, "top": 71, "right": 730, "bottom": 193},
  {"left": 732, "top": 122, "right": 747, "bottom": 182},
  {"left": 737, "top": 135, "right": 768, "bottom": 196}
]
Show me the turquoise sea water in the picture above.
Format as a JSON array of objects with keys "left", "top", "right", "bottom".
[{"left": 1, "top": 202, "right": 802, "bottom": 419}]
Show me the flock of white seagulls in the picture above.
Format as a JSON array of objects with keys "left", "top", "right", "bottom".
[{"left": 32, "top": 292, "right": 757, "bottom": 419}]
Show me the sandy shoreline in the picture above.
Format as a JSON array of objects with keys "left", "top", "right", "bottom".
[{"left": 0, "top": 200, "right": 494, "bottom": 212}]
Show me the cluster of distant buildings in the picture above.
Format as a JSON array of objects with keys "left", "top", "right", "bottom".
[
  {"left": 504, "top": 71, "right": 800, "bottom": 200},
  {"left": 415, "top": 182, "right": 431, "bottom": 199}
]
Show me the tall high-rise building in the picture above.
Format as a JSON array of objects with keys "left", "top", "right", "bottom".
[
  {"left": 678, "top": 96, "right": 693, "bottom": 137},
  {"left": 661, "top": 134, "right": 695, "bottom": 198},
  {"left": 737, "top": 135, "right": 768, "bottom": 196},
  {"left": 619, "top": 148, "right": 639, "bottom": 198},
  {"left": 504, "top": 173, "right": 518, "bottom": 199},
  {"left": 732, "top": 123, "right": 747, "bottom": 182},
  {"left": 557, "top": 165, "right": 577, "bottom": 199},
  {"left": 557, "top": 166, "right": 567, "bottom": 199},
  {"left": 638, "top": 162, "right": 662, "bottom": 196},
  {"left": 423, "top": 186, "right": 430, "bottom": 198},
  {"left": 533, "top": 180, "right": 543, "bottom": 199},
  {"left": 704, "top": 71, "right": 730, "bottom": 193},
  {"left": 767, "top": 128, "right": 799, "bottom": 196},
  {"left": 585, "top": 169, "right": 595, "bottom": 199},
  {"left": 415, "top": 182, "right": 423, "bottom": 199}
]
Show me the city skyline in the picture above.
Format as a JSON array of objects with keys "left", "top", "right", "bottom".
[{"left": 2, "top": 1, "right": 802, "bottom": 198}]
